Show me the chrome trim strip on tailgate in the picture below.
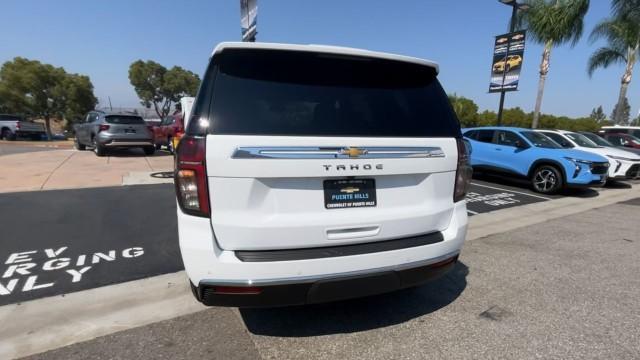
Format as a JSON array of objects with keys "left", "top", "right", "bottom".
[{"left": 232, "top": 146, "right": 445, "bottom": 159}]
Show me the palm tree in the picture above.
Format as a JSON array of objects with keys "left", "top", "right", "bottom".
[
  {"left": 517, "top": 0, "right": 590, "bottom": 128},
  {"left": 612, "top": 0, "right": 640, "bottom": 22},
  {"left": 588, "top": 16, "right": 639, "bottom": 124}
]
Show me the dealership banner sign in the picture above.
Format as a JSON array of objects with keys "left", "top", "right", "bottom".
[
  {"left": 489, "top": 30, "right": 526, "bottom": 93},
  {"left": 240, "top": 0, "right": 257, "bottom": 41}
]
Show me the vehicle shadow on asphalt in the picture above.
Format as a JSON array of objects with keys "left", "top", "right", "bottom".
[
  {"left": 239, "top": 262, "right": 469, "bottom": 337},
  {"left": 472, "top": 173, "right": 600, "bottom": 198}
]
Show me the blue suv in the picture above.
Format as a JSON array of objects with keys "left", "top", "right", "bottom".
[{"left": 462, "top": 127, "right": 610, "bottom": 194}]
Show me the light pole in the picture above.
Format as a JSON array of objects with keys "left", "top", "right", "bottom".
[{"left": 496, "top": 0, "right": 529, "bottom": 126}]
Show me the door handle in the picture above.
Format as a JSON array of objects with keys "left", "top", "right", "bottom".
[
  {"left": 495, "top": 148, "right": 502, "bottom": 151},
  {"left": 326, "top": 226, "right": 380, "bottom": 240}
]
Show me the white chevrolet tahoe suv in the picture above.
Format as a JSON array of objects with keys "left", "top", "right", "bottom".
[{"left": 175, "top": 42, "right": 471, "bottom": 307}]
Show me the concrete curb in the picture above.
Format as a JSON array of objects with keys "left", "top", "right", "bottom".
[
  {"left": 0, "top": 272, "right": 204, "bottom": 360},
  {"left": 1, "top": 184, "right": 639, "bottom": 359}
]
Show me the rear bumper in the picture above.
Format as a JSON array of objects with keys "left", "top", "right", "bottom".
[
  {"left": 177, "top": 201, "right": 468, "bottom": 307},
  {"left": 96, "top": 133, "right": 153, "bottom": 147},
  {"left": 195, "top": 253, "right": 458, "bottom": 307}
]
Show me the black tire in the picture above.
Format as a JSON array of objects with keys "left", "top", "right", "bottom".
[
  {"left": 74, "top": 136, "right": 86, "bottom": 151},
  {"left": 531, "top": 165, "right": 563, "bottom": 194},
  {"left": 143, "top": 146, "right": 155, "bottom": 156},
  {"left": 92, "top": 137, "right": 106, "bottom": 157},
  {"left": 2, "top": 129, "right": 16, "bottom": 141},
  {"left": 167, "top": 136, "right": 174, "bottom": 154}
]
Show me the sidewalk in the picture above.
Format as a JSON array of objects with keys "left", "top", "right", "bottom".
[
  {"left": 0, "top": 140, "right": 75, "bottom": 149},
  {"left": 0, "top": 149, "right": 173, "bottom": 193}
]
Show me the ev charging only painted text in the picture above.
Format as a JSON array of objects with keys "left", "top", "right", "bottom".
[{"left": 0, "top": 246, "right": 144, "bottom": 296}]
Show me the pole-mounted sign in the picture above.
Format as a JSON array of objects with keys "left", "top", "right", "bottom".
[
  {"left": 240, "top": 0, "right": 257, "bottom": 42},
  {"left": 489, "top": 30, "right": 526, "bottom": 93}
]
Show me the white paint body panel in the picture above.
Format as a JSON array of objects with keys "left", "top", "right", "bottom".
[
  {"left": 178, "top": 200, "right": 467, "bottom": 286},
  {"left": 205, "top": 135, "right": 458, "bottom": 250}
]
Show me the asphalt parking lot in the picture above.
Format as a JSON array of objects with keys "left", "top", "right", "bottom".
[
  {"left": 0, "top": 184, "right": 181, "bottom": 306},
  {"left": 23, "top": 201, "right": 640, "bottom": 360}
]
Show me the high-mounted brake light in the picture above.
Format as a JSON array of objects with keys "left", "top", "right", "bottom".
[
  {"left": 454, "top": 138, "right": 473, "bottom": 202},
  {"left": 175, "top": 135, "right": 210, "bottom": 217}
]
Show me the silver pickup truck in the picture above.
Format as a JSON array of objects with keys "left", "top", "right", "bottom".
[{"left": 0, "top": 114, "right": 46, "bottom": 140}]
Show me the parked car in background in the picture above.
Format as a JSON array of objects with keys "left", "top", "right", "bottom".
[
  {"left": 73, "top": 110, "right": 155, "bottom": 157},
  {"left": 0, "top": 114, "right": 46, "bottom": 140},
  {"left": 581, "top": 131, "right": 640, "bottom": 156},
  {"left": 463, "top": 127, "right": 610, "bottom": 194},
  {"left": 536, "top": 129, "right": 640, "bottom": 181},
  {"left": 176, "top": 42, "right": 471, "bottom": 307},
  {"left": 152, "top": 114, "right": 183, "bottom": 154},
  {"left": 600, "top": 125, "right": 640, "bottom": 138},
  {"left": 601, "top": 132, "right": 640, "bottom": 153}
]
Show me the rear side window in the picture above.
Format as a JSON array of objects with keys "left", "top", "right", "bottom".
[
  {"left": 0, "top": 115, "right": 22, "bottom": 121},
  {"left": 105, "top": 116, "right": 145, "bottom": 125},
  {"left": 196, "top": 49, "right": 460, "bottom": 138},
  {"left": 475, "top": 129, "right": 495, "bottom": 143},
  {"left": 541, "top": 132, "right": 573, "bottom": 148}
]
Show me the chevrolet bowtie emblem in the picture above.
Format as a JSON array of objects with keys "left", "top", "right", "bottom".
[
  {"left": 341, "top": 147, "right": 368, "bottom": 158},
  {"left": 340, "top": 187, "right": 360, "bottom": 194}
]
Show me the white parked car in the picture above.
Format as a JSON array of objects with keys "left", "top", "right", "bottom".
[
  {"left": 537, "top": 129, "right": 640, "bottom": 180},
  {"left": 174, "top": 42, "right": 472, "bottom": 307}
]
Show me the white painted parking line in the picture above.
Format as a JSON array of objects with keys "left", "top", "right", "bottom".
[
  {"left": 470, "top": 182, "right": 552, "bottom": 200},
  {"left": 467, "top": 209, "right": 479, "bottom": 215}
]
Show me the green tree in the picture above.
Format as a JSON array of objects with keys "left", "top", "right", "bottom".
[
  {"left": 0, "top": 57, "right": 97, "bottom": 139},
  {"left": 587, "top": 15, "right": 639, "bottom": 124},
  {"left": 128, "top": 60, "right": 200, "bottom": 119},
  {"left": 448, "top": 94, "right": 479, "bottom": 127},
  {"left": 589, "top": 105, "right": 607, "bottom": 123},
  {"left": 517, "top": 0, "right": 590, "bottom": 129},
  {"left": 610, "top": 96, "right": 631, "bottom": 123}
]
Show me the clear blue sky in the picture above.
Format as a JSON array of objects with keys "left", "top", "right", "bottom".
[{"left": 2, "top": 0, "right": 636, "bottom": 119}]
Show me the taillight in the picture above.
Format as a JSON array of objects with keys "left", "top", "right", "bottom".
[
  {"left": 453, "top": 138, "right": 473, "bottom": 202},
  {"left": 147, "top": 125, "right": 154, "bottom": 132},
  {"left": 98, "top": 124, "right": 110, "bottom": 132},
  {"left": 175, "top": 135, "right": 209, "bottom": 217}
]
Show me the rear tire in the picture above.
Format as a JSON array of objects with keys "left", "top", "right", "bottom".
[
  {"left": 167, "top": 136, "right": 174, "bottom": 154},
  {"left": 531, "top": 165, "right": 563, "bottom": 194},
  {"left": 2, "top": 129, "right": 16, "bottom": 141},
  {"left": 74, "top": 136, "right": 86, "bottom": 151},
  {"left": 92, "top": 137, "right": 106, "bottom": 157},
  {"left": 143, "top": 146, "right": 155, "bottom": 156}
]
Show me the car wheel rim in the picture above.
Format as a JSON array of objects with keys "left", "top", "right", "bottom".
[{"left": 534, "top": 169, "right": 556, "bottom": 192}]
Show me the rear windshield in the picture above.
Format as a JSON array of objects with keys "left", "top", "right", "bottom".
[
  {"left": 105, "top": 116, "right": 145, "bottom": 125},
  {"left": 195, "top": 49, "right": 460, "bottom": 137}
]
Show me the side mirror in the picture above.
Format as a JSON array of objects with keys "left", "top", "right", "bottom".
[
  {"left": 515, "top": 140, "right": 527, "bottom": 149},
  {"left": 623, "top": 140, "right": 631, "bottom": 147}
]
